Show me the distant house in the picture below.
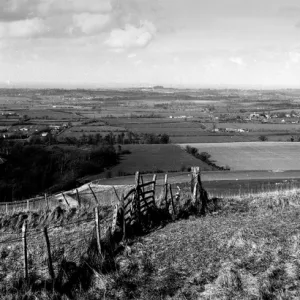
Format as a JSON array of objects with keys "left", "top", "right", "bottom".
[
  {"left": 49, "top": 125, "right": 61, "bottom": 130},
  {"left": 250, "top": 113, "right": 260, "bottom": 120}
]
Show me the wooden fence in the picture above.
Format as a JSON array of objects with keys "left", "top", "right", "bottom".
[{"left": 0, "top": 167, "right": 208, "bottom": 285}]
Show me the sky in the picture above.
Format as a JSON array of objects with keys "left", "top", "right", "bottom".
[{"left": 0, "top": 0, "right": 300, "bottom": 88}]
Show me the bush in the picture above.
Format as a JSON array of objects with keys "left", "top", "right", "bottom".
[{"left": 259, "top": 135, "right": 268, "bottom": 141}]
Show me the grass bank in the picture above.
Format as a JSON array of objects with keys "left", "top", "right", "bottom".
[{"left": 2, "top": 188, "right": 300, "bottom": 299}]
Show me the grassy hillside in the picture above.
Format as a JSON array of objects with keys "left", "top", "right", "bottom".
[
  {"left": 108, "top": 188, "right": 300, "bottom": 299},
  {"left": 2, "top": 187, "right": 300, "bottom": 299}
]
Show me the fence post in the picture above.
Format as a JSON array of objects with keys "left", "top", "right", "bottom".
[
  {"left": 26, "top": 200, "right": 30, "bottom": 211},
  {"left": 62, "top": 193, "right": 70, "bottom": 207},
  {"left": 6, "top": 203, "right": 8, "bottom": 214},
  {"left": 191, "top": 167, "right": 199, "bottom": 204},
  {"left": 76, "top": 189, "right": 81, "bottom": 207},
  {"left": 22, "top": 221, "right": 28, "bottom": 283},
  {"left": 89, "top": 184, "right": 99, "bottom": 205},
  {"left": 94, "top": 207, "right": 102, "bottom": 255},
  {"left": 45, "top": 193, "right": 49, "bottom": 210},
  {"left": 164, "top": 173, "right": 169, "bottom": 209},
  {"left": 121, "top": 194, "right": 126, "bottom": 241},
  {"left": 152, "top": 174, "right": 157, "bottom": 202},
  {"left": 43, "top": 227, "right": 55, "bottom": 281},
  {"left": 191, "top": 166, "right": 208, "bottom": 215},
  {"left": 169, "top": 184, "right": 176, "bottom": 219},
  {"left": 134, "top": 171, "right": 141, "bottom": 224},
  {"left": 111, "top": 204, "right": 119, "bottom": 235}
]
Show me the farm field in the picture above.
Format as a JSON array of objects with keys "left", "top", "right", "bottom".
[
  {"left": 209, "top": 122, "right": 300, "bottom": 131},
  {"left": 18, "top": 109, "right": 76, "bottom": 120},
  {"left": 102, "top": 144, "right": 216, "bottom": 177},
  {"left": 172, "top": 134, "right": 297, "bottom": 143},
  {"left": 179, "top": 142, "right": 300, "bottom": 171}
]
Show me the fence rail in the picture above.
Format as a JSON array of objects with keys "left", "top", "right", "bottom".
[{"left": 0, "top": 167, "right": 210, "bottom": 287}]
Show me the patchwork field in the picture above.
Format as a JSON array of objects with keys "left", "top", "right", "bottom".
[
  {"left": 18, "top": 109, "right": 76, "bottom": 120},
  {"left": 179, "top": 142, "right": 300, "bottom": 171},
  {"left": 207, "top": 122, "right": 300, "bottom": 131},
  {"left": 86, "top": 144, "right": 216, "bottom": 179}
]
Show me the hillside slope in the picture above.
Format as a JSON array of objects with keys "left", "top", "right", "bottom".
[
  {"left": 2, "top": 189, "right": 300, "bottom": 299},
  {"left": 108, "top": 189, "right": 300, "bottom": 299}
]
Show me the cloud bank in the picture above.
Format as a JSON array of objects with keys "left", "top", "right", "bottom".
[
  {"left": 0, "top": 0, "right": 157, "bottom": 50},
  {"left": 105, "top": 21, "right": 156, "bottom": 50}
]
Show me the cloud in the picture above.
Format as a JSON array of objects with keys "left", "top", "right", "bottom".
[
  {"left": 278, "top": 5, "right": 300, "bottom": 18},
  {"left": 229, "top": 56, "right": 247, "bottom": 67},
  {"left": 0, "top": 18, "right": 47, "bottom": 38},
  {"left": 72, "top": 13, "right": 111, "bottom": 34},
  {"left": 1, "top": 0, "right": 40, "bottom": 21},
  {"left": 105, "top": 20, "right": 156, "bottom": 50},
  {"left": 288, "top": 51, "right": 300, "bottom": 63},
  {"left": 134, "top": 60, "right": 142, "bottom": 65},
  {"left": 1, "top": 0, "right": 113, "bottom": 20},
  {"left": 39, "top": 0, "right": 113, "bottom": 15},
  {"left": 128, "top": 53, "right": 137, "bottom": 58}
]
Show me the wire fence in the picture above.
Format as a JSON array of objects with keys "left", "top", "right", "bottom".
[
  {"left": 0, "top": 211, "right": 113, "bottom": 284},
  {"left": 0, "top": 184, "right": 136, "bottom": 214}
]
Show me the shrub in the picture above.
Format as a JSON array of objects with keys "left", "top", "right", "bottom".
[{"left": 259, "top": 135, "right": 268, "bottom": 141}]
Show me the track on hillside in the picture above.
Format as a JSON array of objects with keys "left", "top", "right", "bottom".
[{"left": 91, "top": 170, "right": 300, "bottom": 198}]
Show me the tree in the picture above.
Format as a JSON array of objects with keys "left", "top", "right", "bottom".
[
  {"left": 160, "top": 133, "right": 170, "bottom": 144},
  {"left": 259, "top": 135, "right": 268, "bottom": 141}
]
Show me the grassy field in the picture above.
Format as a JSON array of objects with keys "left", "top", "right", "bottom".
[
  {"left": 172, "top": 134, "right": 297, "bottom": 143},
  {"left": 18, "top": 109, "right": 76, "bottom": 120},
  {"left": 209, "top": 122, "right": 300, "bottom": 131},
  {"left": 179, "top": 142, "right": 300, "bottom": 171},
  {"left": 107, "top": 144, "right": 216, "bottom": 176}
]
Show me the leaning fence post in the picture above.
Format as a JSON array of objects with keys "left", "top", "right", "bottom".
[
  {"left": 191, "top": 167, "right": 200, "bottom": 204},
  {"left": 164, "top": 173, "right": 169, "bottom": 208},
  {"left": 45, "top": 193, "right": 49, "bottom": 210},
  {"left": 134, "top": 171, "right": 141, "bottom": 224},
  {"left": 22, "top": 221, "right": 28, "bottom": 283},
  {"left": 89, "top": 184, "right": 99, "bottom": 205},
  {"left": 76, "top": 189, "right": 81, "bottom": 207},
  {"left": 169, "top": 184, "right": 176, "bottom": 219},
  {"left": 94, "top": 207, "right": 102, "bottom": 255},
  {"left": 43, "top": 227, "right": 55, "bottom": 281},
  {"left": 62, "top": 193, "right": 70, "bottom": 207},
  {"left": 111, "top": 204, "right": 119, "bottom": 235},
  {"left": 152, "top": 174, "right": 157, "bottom": 202},
  {"left": 121, "top": 194, "right": 126, "bottom": 241}
]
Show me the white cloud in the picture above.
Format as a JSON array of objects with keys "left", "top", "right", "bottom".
[
  {"left": 289, "top": 51, "right": 300, "bottom": 63},
  {"left": 105, "top": 20, "right": 156, "bottom": 50},
  {"left": 134, "top": 60, "right": 142, "bottom": 65},
  {"left": 128, "top": 53, "right": 137, "bottom": 58},
  {"left": 38, "top": 0, "right": 113, "bottom": 15},
  {"left": 72, "top": 13, "right": 111, "bottom": 34},
  {"left": 229, "top": 56, "right": 247, "bottom": 67},
  {"left": 0, "top": 18, "right": 47, "bottom": 38}
]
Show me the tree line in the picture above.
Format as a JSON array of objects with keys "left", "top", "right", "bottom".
[{"left": 0, "top": 143, "right": 119, "bottom": 202}]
